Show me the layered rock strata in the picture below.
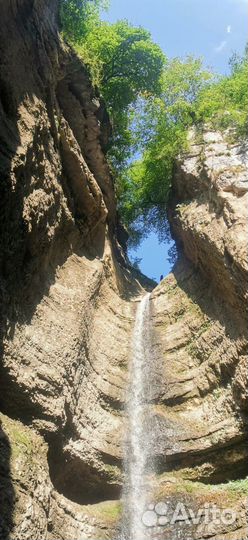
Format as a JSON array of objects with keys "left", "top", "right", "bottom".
[{"left": 0, "top": 2, "right": 247, "bottom": 539}]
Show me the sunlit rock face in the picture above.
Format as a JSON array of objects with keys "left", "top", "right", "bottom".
[
  {"left": 0, "top": 2, "right": 247, "bottom": 540},
  {"left": 0, "top": 1, "right": 139, "bottom": 538},
  {"left": 170, "top": 129, "right": 248, "bottom": 315},
  {"left": 151, "top": 129, "right": 248, "bottom": 474},
  {"left": 147, "top": 130, "right": 248, "bottom": 540}
]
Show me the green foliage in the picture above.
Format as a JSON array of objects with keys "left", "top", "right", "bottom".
[
  {"left": 118, "top": 53, "right": 248, "bottom": 243},
  {"left": 60, "top": 2, "right": 164, "bottom": 173},
  {"left": 60, "top": 3, "right": 248, "bottom": 248},
  {"left": 196, "top": 52, "right": 248, "bottom": 136},
  {"left": 77, "top": 20, "right": 164, "bottom": 103},
  {"left": 224, "top": 478, "right": 248, "bottom": 494},
  {"left": 60, "top": 0, "right": 108, "bottom": 42},
  {"left": 76, "top": 20, "right": 165, "bottom": 170},
  {"left": 96, "top": 22, "right": 164, "bottom": 104},
  {"left": 118, "top": 57, "right": 212, "bottom": 242}
]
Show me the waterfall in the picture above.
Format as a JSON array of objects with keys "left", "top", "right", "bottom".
[{"left": 122, "top": 293, "right": 152, "bottom": 540}]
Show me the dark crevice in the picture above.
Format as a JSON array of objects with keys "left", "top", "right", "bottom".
[
  {"left": 0, "top": 79, "right": 16, "bottom": 118},
  {"left": 154, "top": 438, "right": 248, "bottom": 484},
  {"left": 47, "top": 431, "right": 122, "bottom": 505}
]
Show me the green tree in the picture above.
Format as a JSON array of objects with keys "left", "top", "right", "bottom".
[
  {"left": 196, "top": 52, "right": 248, "bottom": 136},
  {"left": 88, "top": 22, "right": 164, "bottom": 105},
  {"left": 60, "top": 0, "right": 108, "bottom": 42},
  {"left": 59, "top": 3, "right": 247, "bottom": 248},
  {"left": 118, "top": 52, "right": 248, "bottom": 244},
  {"left": 117, "top": 57, "right": 212, "bottom": 242},
  {"left": 80, "top": 21, "right": 165, "bottom": 169},
  {"left": 60, "top": 4, "right": 165, "bottom": 171}
]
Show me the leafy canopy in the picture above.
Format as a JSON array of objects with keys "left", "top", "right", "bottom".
[
  {"left": 196, "top": 51, "right": 248, "bottom": 137},
  {"left": 117, "top": 57, "right": 212, "bottom": 243},
  {"left": 85, "top": 21, "right": 164, "bottom": 105},
  {"left": 118, "top": 52, "right": 248, "bottom": 245},
  {"left": 60, "top": 0, "right": 108, "bottom": 42},
  {"left": 76, "top": 20, "right": 165, "bottom": 170},
  {"left": 60, "top": 2, "right": 248, "bottom": 248}
]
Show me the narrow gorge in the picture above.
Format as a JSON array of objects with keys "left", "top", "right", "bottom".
[{"left": 0, "top": 1, "right": 247, "bottom": 540}]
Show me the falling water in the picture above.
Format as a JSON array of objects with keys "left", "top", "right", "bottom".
[{"left": 122, "top": 293, "right": 152, "bottom": 540}]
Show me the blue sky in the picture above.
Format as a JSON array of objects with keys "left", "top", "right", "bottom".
[{"left": 103, "top": 0, "right": 247, "bottom": 281}]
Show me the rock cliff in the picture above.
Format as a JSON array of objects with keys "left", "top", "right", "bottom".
[
  {"left": 0, "top": 1, "right": 138, "bottom": 538},
  {"left": 0, "top": 2, "right": 247, "bottom": 540},
  {"left": 148, "top": 130, "right": 248, "bottom": 539}
]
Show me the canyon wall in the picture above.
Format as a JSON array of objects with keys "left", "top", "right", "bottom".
[
  {"left": 149, "top": 130, "right": 248, "bottom": 539},
  {"left": 0, "top": 2, "right": 137, "bottom": 538},
  {"left": 0, "top": 2, "right": 247, "bottom": 540}
]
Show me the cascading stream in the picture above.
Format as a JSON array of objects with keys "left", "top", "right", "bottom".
[{"left": 122, "top": 293, "right": 152, "bottom": 540}]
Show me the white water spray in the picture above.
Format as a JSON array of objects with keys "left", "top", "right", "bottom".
[{"left": 122, "top": 293, "right": 152, "bottom": 540}]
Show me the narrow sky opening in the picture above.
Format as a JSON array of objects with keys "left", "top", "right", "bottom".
[{"left": 129, "top": 232, "right": 175, "bottom": 283}]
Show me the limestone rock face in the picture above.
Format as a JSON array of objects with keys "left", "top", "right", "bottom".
[
  {"left": 0, "top": 1, "right": 137, "bottom": 538},
  {"left": 150, "top": 257, "right": 247, "bottom": 476},
  {"left": 150, "top": 131, "right": 248, "bottom": 476},
  {"left": 0, "top": 412, "right": 122, "bottom": 540},
  {"left": 147, "top": 131, "right": 248, "bottom": 540},
  {"left": 0, "top": 2, "right": 247, "bottom": 540},
  {"left": 169, "top": 129, "right": 248, "bottom": 315}
]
